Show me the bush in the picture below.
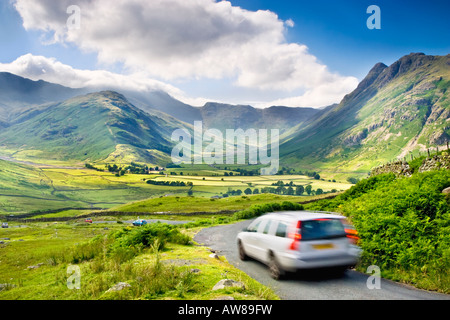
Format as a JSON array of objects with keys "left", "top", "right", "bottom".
[
  {"left": 110, "top": 223, "right": 191, "bottom": 253},
  {"left": 306, "top": 170, "right": 450, "bottom": 293}
]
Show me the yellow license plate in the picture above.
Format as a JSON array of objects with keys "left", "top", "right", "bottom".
[{"left": 313, "top": 243, "right": 334, "bottom": 250}]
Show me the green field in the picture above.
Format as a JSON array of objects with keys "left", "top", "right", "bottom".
[
  {"left": 0, "top": 220, "right": 279, "bottom": 300},
  {"left": 0, "top": 159, "right": 350, "bottom": 215}
]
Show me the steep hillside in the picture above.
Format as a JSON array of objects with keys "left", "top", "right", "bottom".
[
  {"left": 0, "top": 91, "right": 186, "bottom": 165},
  {"left": 0, "top": 72, "right": 88, "bottom": 123},
  {"left": 280, "top": 53, "right": 450, "bottom": 173}
]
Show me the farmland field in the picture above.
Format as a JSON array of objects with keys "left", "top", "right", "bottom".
[{"left": 0, "top": 159, "right": 351, "bottom": 215}]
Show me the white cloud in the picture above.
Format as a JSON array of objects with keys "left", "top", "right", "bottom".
[
  {"left": 0, "top": 53, "right": 212, "bottom": 106},
  {"left": 12, "top": 0, "right": 358, "bottom": 103},
  {"left": 285, "top": 19, "right": 295, "bottom": 28}
]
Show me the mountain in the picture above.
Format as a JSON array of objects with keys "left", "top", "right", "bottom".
[
  {"left": 0, "top": 91, "right": 189, "bottom": 165},
  {"left": 280, "top": 53, "right": 450, "bottom": 173},
  {"left": 0, "top": 72, "right": 88, "bottom": 123},
  {"left": 199, "top": 102, "right": 319, "bottom": 132},
  {"left": 123, "top": 89, "right": 203, "bottom": 124},
  {"left": 0, "top": 72, "right": 319, "bottom": 134},
  {"left": 123, "top": 91, "right": 321, "bottom": 133}
]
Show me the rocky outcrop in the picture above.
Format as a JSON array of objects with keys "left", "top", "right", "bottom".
[{"left": 343, "top": 129, "right": 368, "bottom": 147}]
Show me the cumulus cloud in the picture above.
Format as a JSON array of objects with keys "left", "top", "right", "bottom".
[
  {"left": 285, "top": 19, "right": 295, "bottom": 28},
  {"left": 0, "top": 53, "right": 212, "bottom": 106},
  {"left": 12, "top": 0, "right": 358, "bottom": 101}
]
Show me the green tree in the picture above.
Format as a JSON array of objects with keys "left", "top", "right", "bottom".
[
  {"left": 244, "top": 188, "right": 252, "bottom": 195},
  {"left": 305, "top": 185, "right": 312, "bottom": 195},
  {"left": 287, "top": 186, "right": 294, "bottom": 195},
  {"left": 295, "top": 185, "right": 304, "bottom": 195}
]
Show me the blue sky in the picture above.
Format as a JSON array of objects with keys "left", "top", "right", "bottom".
[
  {"left": 230, "top": 0, "right": 450, "bottom": 78},
  {"left": 0, "top": 0, "right": 449, "bottom": 108}
]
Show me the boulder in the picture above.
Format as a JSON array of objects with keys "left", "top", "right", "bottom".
[
  {"left": 106, "top": 282, "right": 131, "bottom": 293},
  {"left": 212, "top": 279, "right": 245, "bottom": 291},
  {"left": 209, "top": 253, "right": 219, "bottom": 259}
]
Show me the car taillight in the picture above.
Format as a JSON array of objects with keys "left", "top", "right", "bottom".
[
  {"left": 289, "top": 221, "right": 302, "bottom": 250},
  {"left": 345, "top": 227, "right": 359, "bottom": 244}
]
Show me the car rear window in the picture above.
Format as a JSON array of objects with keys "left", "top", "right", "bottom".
[{"left": 301, "top": 219, "right": 346, "bottom": 240}]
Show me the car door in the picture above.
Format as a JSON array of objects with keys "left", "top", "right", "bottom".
[
  {"left": 251, "top": 218, "right": 273, "bottom": 262},
  {"left": 242, "top": 218, "right": 263, "bottom": 258}
]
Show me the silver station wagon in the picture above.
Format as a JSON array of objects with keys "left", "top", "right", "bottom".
[{"left": 236, "top": 211, "right": 362, "bottom": 279}]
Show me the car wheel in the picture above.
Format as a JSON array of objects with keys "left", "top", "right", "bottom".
[
  {"left": 268, "top": 252, "right": 285, "bottom": 280},
  {"left": 238, "top": 241, "right": 248, "bottom": 261}
]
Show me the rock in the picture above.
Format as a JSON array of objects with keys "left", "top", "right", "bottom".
[
  {"left": 209, "top": 253, "right": 219, "bottom": 259},
  {"left": 212, "top": 296, "right": 235, "bottom": 300},
  {"left": 0, "top": 283, "right": 16, "bottom": 291},
  {"left": 190, "top": 268, "right": 201, "bottom": 273},
  {"left": 106, "top": 282, "right": 131, "bottom": 293},
  {"left": 442, "top": 187, "right": 450, "bottom": 194},
  {"left": 212, "top": 279, "right": 245, "bottom": 291},
  {"left": 27, "top": 263, "right": 44, "bottom": 270}
]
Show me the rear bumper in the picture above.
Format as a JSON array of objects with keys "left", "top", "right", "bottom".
[{"left": 278, "top": 247, "right": 362, "bottom": 271}]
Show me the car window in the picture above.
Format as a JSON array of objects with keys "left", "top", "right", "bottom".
[
  {"left": 275, "top": 221, "right": 288, "bottom": 238},
  {"left": 263, "top": 220, "right": 272, "bottom": 234},
  {"left": 247, "top": 219, "right": 262, "bottom": 232},
  {"left": 301, "top": 219, "right": 346, "bottom": 240}
]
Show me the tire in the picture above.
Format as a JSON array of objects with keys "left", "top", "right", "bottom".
[
  {"left": 238, "top": 241, "right": 248, "bottom": 261},
  {"left": 268, "top": 252, "right": 285, "bottom": 280}
]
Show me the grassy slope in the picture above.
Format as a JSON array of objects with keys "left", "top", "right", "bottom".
[
  {"left": 0, "top": 91, "right": 181, "bottom": 165},
  {"left": 0, "top": 222, "right": 278, "bottom": 300},
  {"left": 0, "top": 160, "right": 193, "bottom": 214},
  {"left": 111, "top": 193, "right": 327, "bottom": 214}
]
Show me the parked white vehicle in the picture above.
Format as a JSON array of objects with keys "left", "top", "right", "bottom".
[{"left": 236, "top": 211, "right": 362, "bottom": 279}]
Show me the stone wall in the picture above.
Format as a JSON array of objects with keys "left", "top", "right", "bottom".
[
  {"left": 418, "top": 154, "right": 450, "bottom": 172},
  {"left": 370, "top": 153, "right": 450, "bottom": 177},
  {"left": 370, "top": 161, "right": 413, "bottom": 177}
]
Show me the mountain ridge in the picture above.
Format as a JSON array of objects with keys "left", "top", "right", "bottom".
[
  {"left": 280, "top": 52, "right": 450, "bottom": 173},
  {"left": 1, "top": 52, "right": 448, "bottom": 173}
]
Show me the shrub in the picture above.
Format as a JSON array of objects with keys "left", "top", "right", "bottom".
[{"left": 110, "top": 223, "right": 191, "bottom": 254}]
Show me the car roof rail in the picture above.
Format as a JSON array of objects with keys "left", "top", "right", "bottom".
[{"left": 305, "top": 210, "right": 343, "bottom": 215}]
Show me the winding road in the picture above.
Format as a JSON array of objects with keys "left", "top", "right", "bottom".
[{"left": 194, "top": 219, "right": 450, "bottom": 300}]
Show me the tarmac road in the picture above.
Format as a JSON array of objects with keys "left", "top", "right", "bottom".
[{"left": 194, "top": 219, "right": 450, "bottom": 300}]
